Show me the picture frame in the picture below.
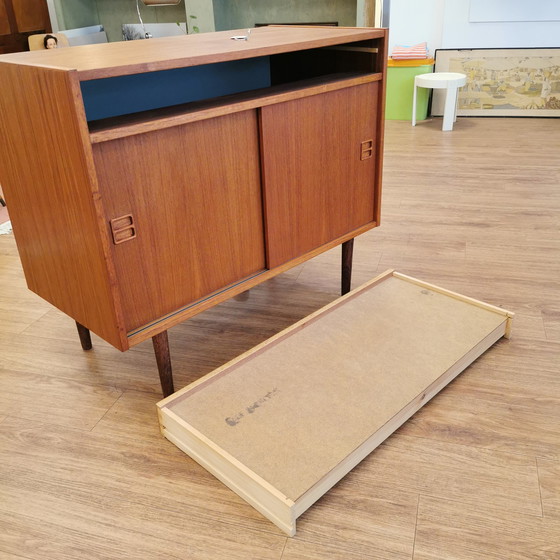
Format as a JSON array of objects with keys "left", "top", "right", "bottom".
[{"left": 433, "top": 48, "right": 560, "bottom": 117}]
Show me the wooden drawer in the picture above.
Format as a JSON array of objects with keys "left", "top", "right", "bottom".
[{"left": 157, "top": 270, "right": 513, "bottom": 535}]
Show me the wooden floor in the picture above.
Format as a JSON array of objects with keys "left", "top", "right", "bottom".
[{"left": 1, "top": 117, "right": 559, "bottom": 559}]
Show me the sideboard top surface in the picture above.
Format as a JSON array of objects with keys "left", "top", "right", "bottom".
[{"left": 0, "top": 26, "right": 385, "bottom": 81}]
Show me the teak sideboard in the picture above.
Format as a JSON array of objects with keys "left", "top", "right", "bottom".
[{"left": 0, "top": 26, "right": 387, "bottom": 396}]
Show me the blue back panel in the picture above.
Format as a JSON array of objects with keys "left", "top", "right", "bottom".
[{"left": 81, "top": 57, "right": 271, "bottom": 121}]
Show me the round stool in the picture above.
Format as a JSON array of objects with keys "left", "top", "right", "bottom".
[{"left": 412, "top": 72, "right": 467, "bottom": 131}]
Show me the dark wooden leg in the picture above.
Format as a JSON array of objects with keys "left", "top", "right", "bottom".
[
  {"left": 233, "top": 290, "right": 250, "bottom": 302},
  {"left": 341, "top": 238, "right": 354, "bottom": 296},
  {"left": 76, "top": 321, "right": 92, "bottom": 350},
  {"left": 152, "top": 330, "right": 174, "bottom": 397}
]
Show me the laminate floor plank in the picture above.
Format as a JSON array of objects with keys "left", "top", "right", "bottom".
[
  {"left": 538, "top": 458, "right": 560, "bottom": 520},
  {"left": 0, "top": 255, "right": 51, "bottom": 334},
  {"left": 397, "top": 341, "right": 560, "bottom": 458},
  {"left": 0, "top": 234, "right": 18, "bottom": 256},
  {"left": 18, "top": 279, "right": 339, "bottom": 391},
  {"left": 0, "top": 368, "right": 121, "bottom": 429},
  {"left": 291, "top": 482, "right": 418, "bottom": 559},
  {"left": 90, "top": 389, "right": 168, "bottom": 440},
  {"left": 291, "top": 246, "right": 383, "bottom": 294},
  {"left": 280, "top": 539, "right": 370, "bottom": 560},
  {"left": 280, "top": 490, "right": 418, "bottom": 558},
  {"left": 0, "top": 416, "right": 288, "bottom": 536},
  {"left": 348, "top": 434, "right": 543, "bottom": 517},
  {"left": 0, "top": 302, "right": 48, "bottom": 336},
  {"left": 0, "top": 330, "right": 163, "bottom": 395},
  {"left": 413, "top": 495, "right": 560, "bottom": 560},
  {"left": 0, "top": 497, "right": 285, "bottom": 560},
  {"left": 542, "top": 308, "right": 560, "bottom": 341},
  {"left": 400, "top": 391, "right": 560, "bottom": 461},
  {"left": 372, "top": 256, "right": 559, "bottom": 324}
]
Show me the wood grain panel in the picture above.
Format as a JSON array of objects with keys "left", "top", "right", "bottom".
[
  {"left": 373, "top": 32, "right": 388, "bottom": 225},
  {"left": 0, "top": 327, "right": 164, "bottom": 395},
  {"left": 0, "top": 64, "right": 126, "bottom": 349},
  {"left": 261, "top": 82, "right": 379, "bottom": 268},
  {"left": 288, "top": 486, "right": 418, "bottom": 559},
  {"left": 414, "top": 495, "right": 560, "bottom": 560},
  {"left": 351, "top": 434, "right": 543, "bottom": 517},
  {"left": 281, "top": 540, "right": 371, "bottom": 560},
  {"left": 12, "top": 0, "right": 49, "bottom": 33},
  {"left": 397, "top": 341, "right": 560, "bottom": 459},
  {"left": 538, "top": 458, "right": 560, "bottom": 519},
  {"left": 0, "top": 0, "right": 11, "bottom": 35},
  {"left": 0, "top": 368, "right": 121, "bottom": 430},
  {"left": 0, "top": 500, "right": 285, "bottom": 560},
  {"left": 93, "top": 110, "right": 265, "bottom": 331},
  {"left": 0, "top": 416, "right": 288, "bottom": 552},
  {"left": 0, "top": 26, "right": 385, "bottom": 79}
]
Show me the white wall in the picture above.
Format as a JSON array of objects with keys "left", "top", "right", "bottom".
[
  {"left": 46, "top": 0, "right": 61, "bottom": 31},
  {"left": 185, "top": 0, "right": 215, "bottom": 33},
  {"left": 442, "top": 0, "right": 560, "bottom": 48},
  {"left": 388, "top": 0, "right": 444, "bottom": 57},
  {"left": 389, "top": 0, "right": 560, "bottom": 57}
]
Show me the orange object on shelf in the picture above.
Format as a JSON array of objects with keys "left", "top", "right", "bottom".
[{"left": 388, "top": 57, "right": 434, "bottom": 67}]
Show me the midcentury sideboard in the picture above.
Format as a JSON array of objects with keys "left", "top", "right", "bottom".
[{"left": 0, "top": 26, "right": 387, "bottom": 396}]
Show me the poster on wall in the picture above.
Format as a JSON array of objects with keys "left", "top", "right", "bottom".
[{"left": 433, "top": 48, "right": 560, "bottom": 117}]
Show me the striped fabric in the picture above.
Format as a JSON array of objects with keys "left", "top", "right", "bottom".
[{"left": 391, "top": 42, "right": 428, "bottom": 60}]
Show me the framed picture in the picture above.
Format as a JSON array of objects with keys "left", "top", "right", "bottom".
[{"left": 433, "top": 48, "right": 560, "bottom": 117}]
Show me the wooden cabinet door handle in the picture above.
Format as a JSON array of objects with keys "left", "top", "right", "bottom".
[
  {"left": 110, "top": 214, "right": 136, "bottom": 244},
  {"left": 360, "top": 139, "right": 374, "bottom": 160}
]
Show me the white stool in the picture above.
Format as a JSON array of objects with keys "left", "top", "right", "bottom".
[{"left": 412, "top": 72, "right": 467, "bottom": 131}]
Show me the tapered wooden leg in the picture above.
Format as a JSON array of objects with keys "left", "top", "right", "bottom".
[
  {"left": 152, "top": 330, "right": 174, "bottom": 397},
  {"left": 233, "top": 290, "right": 250, "bottom": 302},
  {"left": 76, "top": 321, "right": 92, "bottom": 350},
  {"left": 341, "top": 238, "right": 354, "bottom": 296}
]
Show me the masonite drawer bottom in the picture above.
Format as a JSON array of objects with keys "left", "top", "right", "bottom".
[{"left": 157, "top": 270, "right": 514, "bottom": 536}]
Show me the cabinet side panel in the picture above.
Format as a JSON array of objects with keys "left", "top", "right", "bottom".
[
  {"left": 0, "top": 62, "right": 127, "bottom": 349},
  {"left": 261, "top": 82, "right": 379, "bottom": 268},
  {"left": 373, "top": 32, "right": 388, "bottom": 225}
]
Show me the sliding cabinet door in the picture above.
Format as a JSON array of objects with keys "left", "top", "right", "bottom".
[
  {"left": 93, "top": 110, "right": 265, "bottom": 332},
  {"left": 261, "top": 82, "right": 379, "bottom": 268}
]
